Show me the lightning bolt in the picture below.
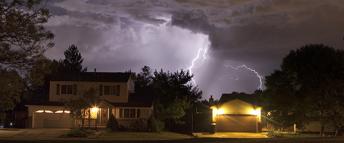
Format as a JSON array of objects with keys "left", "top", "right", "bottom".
[
  {"left": 188, "top": 39, "right": 209, "bottom": 85},
  {"left": 225, "top": 64, "right": 263, "bottom": 90}
]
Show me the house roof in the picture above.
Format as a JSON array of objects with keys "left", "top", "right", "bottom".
[
  {"left": 26, "top": 101, "right": 65, "bottom": 106},
  {"left": 219, "top": 92, "right": 261, "bottom": 106},
  {"left": 50, "top": 72, "right": 132, "bottom": 82}
]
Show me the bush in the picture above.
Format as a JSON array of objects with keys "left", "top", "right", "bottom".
[
  {"left": 106, "top": 114, "right": 119, "bottom": 131},
  {"left": 64, "top": 128, "right": 88, "bottom": 137},
  {"left": 148, "top": 116, "right": 164, "bottom": 132},
  {"left": 130, "top": 119, "right": 147, "bottom": 131}
]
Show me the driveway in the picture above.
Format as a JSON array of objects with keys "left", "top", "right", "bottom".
[{"left": 193, "top": 132, "right": 268, "bottom": 138}]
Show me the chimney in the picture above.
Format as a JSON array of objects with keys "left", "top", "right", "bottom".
[{"left": 94, "top": 68, "right": 96, "bottom": 72}]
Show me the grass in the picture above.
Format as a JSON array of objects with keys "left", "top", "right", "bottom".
[
  {"left": 0, "top": 129, "right": 344, "bottom": 143},
  {"left": 99, "top": 131, "right": 193, "bottom": 140}
]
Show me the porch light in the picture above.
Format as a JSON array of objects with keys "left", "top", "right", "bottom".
[
  {"left": 90, "top": 106, "right": 99, "bottom": 119},
  {"left": 211, "top": 106, "right": 225, "bottom": 116},
  {"left": 249, "top": 108, "right": 261, "bottom": 116}
]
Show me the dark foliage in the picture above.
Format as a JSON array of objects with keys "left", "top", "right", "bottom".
[
  {"left": 264, "top": 44, "right": 344, "bottom": 135},
  {"left": 135, "top": 66, "right": 202, "bottom": 131},
  {"left": 0, "top": 0, "right": 54, "bottom": 70},
  {"left": 107, "top": 114, "right": 119, "bottom": 131},
  {"left": 62, "top": 45, "right": 87, "bottom": 73}
]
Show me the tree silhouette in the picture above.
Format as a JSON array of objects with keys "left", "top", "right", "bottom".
[
  {"left": 135, "top": 66, "right": 202, "bottom": 131},
  {"left": 63, "top": 44, "right": 87, "bottom": 73},
  {"left": 0, "top": 0, "right": 54, "bottom": 70},
  {"left": 264, "top": 44, "right": 344, "bottom": 135},
  {"left": 0, "top": 68, "right": 24, "bottom": 123}
]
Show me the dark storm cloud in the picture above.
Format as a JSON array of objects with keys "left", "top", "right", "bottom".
[{"left": 44, "top": 0, "right": 344, "bottom": 99}]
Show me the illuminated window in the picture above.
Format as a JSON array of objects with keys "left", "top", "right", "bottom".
[
  {"left": 64, "top": 110, "right": 71, "bottom": 114},
  {"left": 45, "top": 110, "right": 53, "bottom": 113},
  {"left": 55, "top": 110, "right": 64, "bottom": 113},
  {"left": 35, "top": 110, "right": 44, "bottom": 113}
]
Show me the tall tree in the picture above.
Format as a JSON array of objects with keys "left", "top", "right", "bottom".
[
  {"left": 0, "top": 68, "right": 24, "bottom": 122},
  {"left": 264, "top": 44, "right": 344, "bottom": 135},
  {"left": 0, "top": 0, "right": 54, "bottom": 69},
  {"left": 24, "top": 56, "right": 63, "bottom": 102},
  {"left": 64, "top": 88, "right": 99, "bottom": 128},
  {"left": 135, "top": 66, "right": 202, "bottom": 130},
  {"left": 63, "top": 44, "right": 87, "bottom": 73}
]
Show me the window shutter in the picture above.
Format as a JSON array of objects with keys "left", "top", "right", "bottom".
[
  {"left": 56, "top": 84, "right": 60, "bottom": 95},
  {"left": 99, "top": 84, "right": 103, "bottom": 96}
]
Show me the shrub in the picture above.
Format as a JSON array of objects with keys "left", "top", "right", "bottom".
[
  {"left": 106, "top": 113, "right": 119, "bottom": 131},
  {"left": 148, "top": 116, "right": 164, "bottom": 132},
  {"left": 130, "top": 119, "right": 147, "bottom": 131}
]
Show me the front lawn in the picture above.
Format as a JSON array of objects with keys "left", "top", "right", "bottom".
[{"left": 99, "top": 131, "right": 193, "bottom": 140}]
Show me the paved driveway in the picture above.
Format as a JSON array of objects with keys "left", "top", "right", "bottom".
[{"left": 193, "top": 132, "right": 268, "bottom": 138}]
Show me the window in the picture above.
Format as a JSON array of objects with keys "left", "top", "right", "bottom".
[
  {"left": 136, "top": 109, "right": 140, "bottom": 118},
  {"left": 119, "top": 108, "right": 141, "bottom": 118},
  {"left": 60, "top": 84, "right": 77, "bottom": 95},
  {"left": 129, "top": 109, "right": 136, "bottom": 118},
  {"left": 102, "top": 85, "right": 120, "bottom": 96},
  {"left": 99, "top": 84, "right": 103, "bottom": 96}
]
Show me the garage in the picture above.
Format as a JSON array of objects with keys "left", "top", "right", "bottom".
[
  {"left": 211, "top": 94, "right": 262, "bottom": 132},
  {"left": 32, "top": 110, "right": 74, "bottom": 128},
  {"left": 216, "top": 115, "right": 258, "bottom": 132}
]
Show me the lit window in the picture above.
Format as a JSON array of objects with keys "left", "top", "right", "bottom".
[
  {"left": 55, "top": 110, "right": 64, "bottom": 113},
  {"left": 64, "top": 110, "right": 71, "bottom": 114},
  {"left": 45, "top": 110, "right": 53, "bottom": 113},
  {"left": 35, "top": 110, "right": 44, "bottom": 113}
]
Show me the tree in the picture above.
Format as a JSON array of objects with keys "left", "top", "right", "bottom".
[
  {"left": 64, "top": 88, "right": 99, "bottom": 128},
  {"left": 106, "top": 114, "right": 119, "bottom": 131},
  {"left": 0, "top": 0, "right": 54, "bottom": 69},
  {"left": 264, "top": 44, "right": 344, "bottom": 135},
  {"left": 62, "top": 45, "right": 87, "bottom": 73},
  {"left": 24, "top": 56, "right": 60, "bottom": 102},
  {"left": 0, "top": 68, "right": 24, "bottom": 123},
  {"left": 135, "top": 66, "right": 202, "bottom": 131}
]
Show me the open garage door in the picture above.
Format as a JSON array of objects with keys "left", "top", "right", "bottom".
[
  {"left": 33, "top": 111, "right": 74, "bottom": 128},
  {"left": 216, "top": 115, "right": 258, "bottom": 132}
]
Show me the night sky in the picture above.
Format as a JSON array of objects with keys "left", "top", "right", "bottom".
[{"left": 44, "top": 0, "right": 344, "bottom": 99}]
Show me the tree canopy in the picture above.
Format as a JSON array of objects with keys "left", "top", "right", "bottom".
[
  {"left": 62, "top": 45, "right": 87, "bottom": 73},
  {"left": 264, "top": 44, "right": 344, "bottom": 135},
  {"left": 135, "top": 66, "right": 202, "bottom": 130},
  {"left": 0, "top": 0, "right": 54, "bottom": 69},
  {"left": 0, "top": 68, "right": 23, "bottom": 121}
]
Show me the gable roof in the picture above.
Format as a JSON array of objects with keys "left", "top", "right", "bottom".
[
  {"left": 50, "top": 72, "right": 132, "bottom": 82},
  {"left": 219, "top": 92, "right": 260, "bottom": 106}
]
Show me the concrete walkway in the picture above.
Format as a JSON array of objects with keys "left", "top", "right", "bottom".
[{"left": 193, "top": 132, "right": 268, "bottom": 138}]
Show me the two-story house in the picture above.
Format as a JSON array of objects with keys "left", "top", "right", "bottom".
[{"left": 26, "top": 72, "right": 153, "bottom": 128}]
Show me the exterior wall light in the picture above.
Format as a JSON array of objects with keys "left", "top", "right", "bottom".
[{"left": 90, "top": 106, "right": 99, "bottom": 119}]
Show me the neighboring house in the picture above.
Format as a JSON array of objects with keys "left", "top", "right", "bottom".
[
  {"left": 26, "top": 72, "right": 153, "bottom": 128},
  {"left": 211, "top": 93, "right": 262, "bottom": 132}
]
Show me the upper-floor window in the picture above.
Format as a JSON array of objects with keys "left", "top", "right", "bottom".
[
  {"left": 99, "top": 85, "right": 120, "bottom": 96},
  {"left": 56, "top": 84, "right": 77, "bottom": 95}
]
